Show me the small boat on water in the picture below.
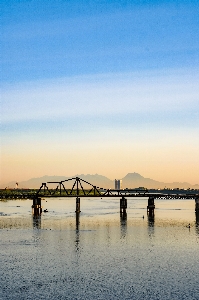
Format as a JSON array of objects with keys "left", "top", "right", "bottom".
[{"left": 44, "top": 209, "right": 48, "bottom": 213}]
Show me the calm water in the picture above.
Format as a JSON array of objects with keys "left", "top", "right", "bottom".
[{"left": 0, "top": 198, "right": 199, "bottom": 300}]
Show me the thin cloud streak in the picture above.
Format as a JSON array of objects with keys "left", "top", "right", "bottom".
[{"left": 2, "top": 69, "right": 199, "bottom": 123}]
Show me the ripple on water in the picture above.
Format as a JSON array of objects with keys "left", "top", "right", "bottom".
[{"left": 0, "top": 198, "right": 199, "bottom": 299}]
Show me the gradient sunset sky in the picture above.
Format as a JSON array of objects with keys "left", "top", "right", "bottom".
[{"left": 1, "top": 0, "right": 199, "bottom": 185}]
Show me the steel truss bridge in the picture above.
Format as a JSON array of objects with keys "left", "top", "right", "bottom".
[{"left": 0, "top": 177, "right": 198, "bottom": 200}]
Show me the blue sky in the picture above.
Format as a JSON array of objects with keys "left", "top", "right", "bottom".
[
  {"left": 1, "top": 0, "right": 199, "bottom": 185},
  {"left": 2, "top": 0, "right": 199, "bottom": 82}
]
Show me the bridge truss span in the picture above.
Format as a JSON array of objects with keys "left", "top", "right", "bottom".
[
  {"left": 0, "top": 176, "right": 198, "bottom": 216},
  {"left": 0, "top": 177, "right": 198, "bottom": 200},
  {"left": 36, "top": 177, "right": 153, "bottom": 198},
  {"left": 33, "top": 177, "right": 198, "bottom": 200}
]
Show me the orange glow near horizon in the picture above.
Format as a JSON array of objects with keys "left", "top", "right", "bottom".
[{"left": 1, "top": 130, "right": 199, "bottom": 186}]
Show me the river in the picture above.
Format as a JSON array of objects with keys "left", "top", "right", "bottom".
[{"left": 0, "top": 198, "right": 199, "bottom": 299}]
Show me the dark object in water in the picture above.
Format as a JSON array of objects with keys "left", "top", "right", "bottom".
[{"left": 44, "top": 209, "right": 48, "bottom": 213}]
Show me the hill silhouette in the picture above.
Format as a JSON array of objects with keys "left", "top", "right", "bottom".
[
  {"left": 2, "top": 172, "right": 199, "bottom": 189},
  {"left": 122, "top": 172, "right": 199, "bottom": 189}
]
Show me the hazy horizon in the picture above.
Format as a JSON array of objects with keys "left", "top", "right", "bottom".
[
  {"left": 1, "top": 1, "right": 199, "bottom": 185},
  {"left": 2, "top": 172, "right": 199, "bottom": 190}
]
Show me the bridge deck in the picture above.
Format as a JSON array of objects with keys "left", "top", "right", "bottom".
[{"left": 0, "top": 191, "right": 198, "bottom": 200}]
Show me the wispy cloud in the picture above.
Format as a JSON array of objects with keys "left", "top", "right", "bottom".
[{"left": 2, "top": 69, "right": 199, "bottom": 124}]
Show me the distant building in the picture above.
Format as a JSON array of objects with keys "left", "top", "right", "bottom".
[{"left": 115, "top": 179, "right": 122, "bottom": 190}]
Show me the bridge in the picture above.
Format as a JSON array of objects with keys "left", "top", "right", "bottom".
[{"left": 1, "top": 177, "right": 199, "bottom": 216}]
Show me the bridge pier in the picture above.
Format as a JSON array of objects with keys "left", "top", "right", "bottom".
[
  {"left": 75, "top": 197, "right": 81, "bottom": 213},
  {"left": 120, "top": 196, "right": 127, "bottom": 215},
  {"left": 147, "top": 197, "right": 155, "bottom": 217},
  {"left": 32, "top": 197, "right": 42, "bottom": 215}
]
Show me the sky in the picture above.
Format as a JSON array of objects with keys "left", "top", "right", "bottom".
[{"left": 1, "top": 0, "right": 199, "bottom": 186}]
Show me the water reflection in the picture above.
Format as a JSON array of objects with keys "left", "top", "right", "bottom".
[
  {"left": 32, "top": 215, "right": 41, "bottom": 229},
  {"left": 76, "top": 212, "right": 80, "bottom": 231},
  {"left": 120, "top": 211, "right": 127, "bottom": 238},
  {"left": 195, "top": 211, "right": 199, "bottom": 236},
  {"left": 75, "top": 212, "right": 80, "bottom": 252},
  {"left": 196, "top": 211, "right": 199, "bottom": 224},
  {"left": 147, "top": 213, "right": 155, "bottom": 236}
]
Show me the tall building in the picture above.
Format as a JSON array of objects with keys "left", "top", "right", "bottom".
[{"left": 115, "top": 179, "right": 122, "bottom": 190}]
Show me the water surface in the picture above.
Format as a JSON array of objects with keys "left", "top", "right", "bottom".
[{"left": 1, "top": 198, "right": 199, "bottom": 299}]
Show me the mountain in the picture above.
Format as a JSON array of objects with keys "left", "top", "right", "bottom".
[
  {"left": 3, "top": 175, "right": 69, "bottom": 189},
  {"left": 122, "top": 173, "right": 161, "bottom": 188},
  {"left": 2, "top": 174, "right": 113, "bottom": 189},
  {"left": 1, "top": 173, "right": 199, "bottom": 189},
  {"left": 73, "top": 174, "right": 113, "bottom": 189},
  {"left": 122, "top": 173, "right": 199, "bottom": 189}
]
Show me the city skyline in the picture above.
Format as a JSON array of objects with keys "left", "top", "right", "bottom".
[{"left": 1, "top": 0, "right": 199, "bottom": 185}]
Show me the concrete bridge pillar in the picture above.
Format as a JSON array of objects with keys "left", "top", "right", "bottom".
[
  {"left": 75, "top": 197, "right": 81, "bottom": 213},
  {"left": 147, "top": 197, "right": 155, "bottom": 217},
  {"left": 32, "top": 197, "right": 42, "bottom": 215}
]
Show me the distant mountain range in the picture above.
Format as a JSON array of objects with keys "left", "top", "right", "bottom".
[
  {"left": 2, "top": 173, "right": 199, "bottom": 189},
  {"left": 122, "top": 173, "right": 199, "bottom": 189}
]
